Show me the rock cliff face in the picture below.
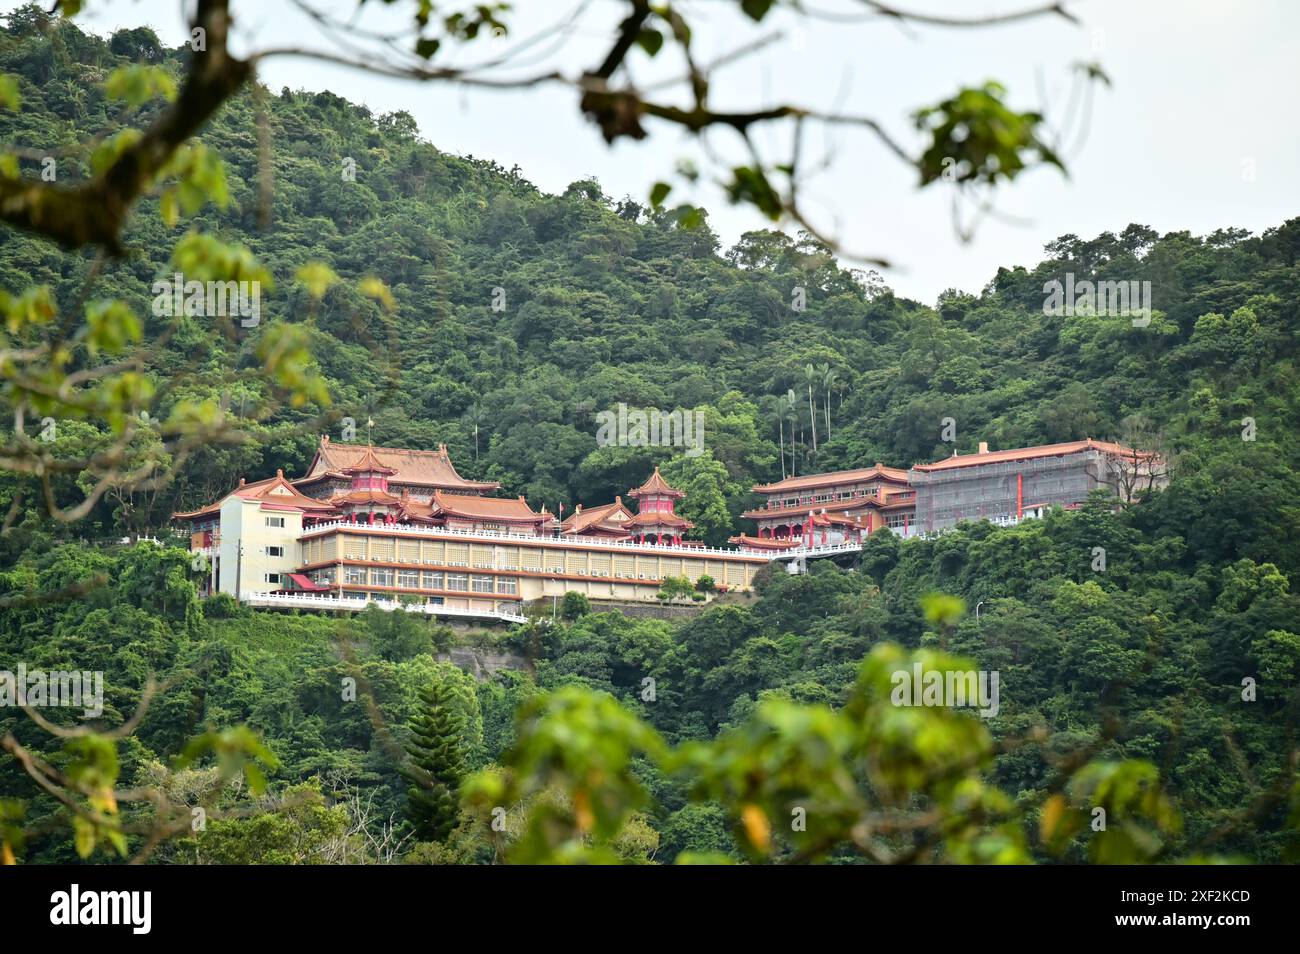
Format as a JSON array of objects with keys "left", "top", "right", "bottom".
[{"left": 438, "top": 647, "right": 528, "bottom": 680}]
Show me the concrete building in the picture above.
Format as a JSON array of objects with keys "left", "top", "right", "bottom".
[
  {"left": 176, "top": 440, "right": 769, "bottom": 613},
  {"left": 738, "top": 464, "right": 917, "bottom": 546},
  {"left": 908, "top": 439, "right": 1166, "bottom": 533},
  {"left": 741, "top": 439, "right": 1164, "bottom": 540}
]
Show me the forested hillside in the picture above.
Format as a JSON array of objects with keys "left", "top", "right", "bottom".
[
  {"left": 2, "top": 12, "right": 1298, "bottom": 551},
  {"left": 2, "top": 12, "right": 1299, "bottom": 866}
]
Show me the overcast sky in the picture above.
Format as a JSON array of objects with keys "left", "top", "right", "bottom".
[{"left": 20, "top": 0, "right": 1299, "bottom": 304}]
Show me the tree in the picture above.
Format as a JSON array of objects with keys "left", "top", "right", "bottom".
[
  {"left": 657, "top": 575, "right": 695, "bottom": 602},
  {"left": 785, "top": 389, "right": 800, "bottom": 477},
  {"left": 403, "top": 672, "right": 468, "bottom": 843},
  {"left": 561, "top": 591, "right": 591, "bottom": 621},
  {"left": 820, "top": 363, "right": 838, "bottom": 439},
  {"left": 774, "top": 394, "right": 791, "bottom": 480},
  {"left": 661, "top": 452, "right": 735, "bottom": 546},
  {"left": 803, "top": 364, "right": 820, "bottom": 456}
]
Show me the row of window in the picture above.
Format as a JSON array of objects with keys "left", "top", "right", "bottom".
[
  {"left": 332, "top": 567, "right": 518, "bottom": 594},
  {"left": 770, "top": 487, "right": 882, "bottom": 509}
]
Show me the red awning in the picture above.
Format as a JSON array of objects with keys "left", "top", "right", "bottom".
[{"left": 288, "top": 572, "right": 329, "bottom": 591}]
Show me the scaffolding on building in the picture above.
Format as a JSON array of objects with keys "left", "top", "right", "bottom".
[{"left": 911, "top": 449, "right": 1113, "bottom": 532}]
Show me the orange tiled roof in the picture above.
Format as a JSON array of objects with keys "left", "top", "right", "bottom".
[
  {"left": 566, "top": 518, "right": 634, "bottom": 539},
  {"left": 430, "top": 490, "right": 544, "bottom": 523},
  {"left": 561, "top": 497, "right": 635, "bottom": 533},
  {"left": 341, "top": 444, "right": 397, "bottom": 476},
  {"left": 752, "top": 464, "right": 910, "bottom": 494},
  {"left": 627, "top": 510, "right": 693, "bottom": 529},
  {"left": 742, "top": 498, "right": 875, "bottom": 520},
  {"left": 912, "top": 439, "right": 1154, "bottom": 473},
  {"left": 174, "top": 471, "right": 337, "bottom": 521},
  {"left": 296, "top": 437, "right": 499, "bottom": 492},
  {"left": 628, "top": 467, "right": 684, "bottom": 499},
  {"left": 330, "top": 489, "right": 403, "bottom": 506},
  {"left": 729, "top": 534, "right": 803, "bottom": 550},
  {"left": 878, "top": 498, "right": 917, "bottom": 511}
]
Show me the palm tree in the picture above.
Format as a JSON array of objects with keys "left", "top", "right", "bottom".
[
  {"left": 819, "top": 364, "right": 837, "bottom": 439},
  {"left": 785, "top": 388, "right": 799, "bottom": 477},
  {"left": 803, "top": 364, "right": 819, "bottom": 456},
  {"left": 465, "top": 401, "right": 485, "bottom": 462},
  {"left": 775, "top": 394, "right": 789, "bottom": 479}
]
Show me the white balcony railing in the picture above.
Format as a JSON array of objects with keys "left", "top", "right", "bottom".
[
  {"left": 298, "top": 519, "right": 770, "bottom": 560},
  {"left": 241, "top": 590, "right": 526, "bottom": 624}
]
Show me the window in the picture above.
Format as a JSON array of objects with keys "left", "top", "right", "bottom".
[
  {"left": 446, "top": 573, "right": 468, "bottom": 592},
  {"left": 422, "top": 571, "right": 443, "bottom": 589},
  {"left": 370, "top": 568, "right": 393, "bottom": 587},
  {"left": 265, "top": 516, "right": 285, "bottom": 528},
  {"left": 264, "top": 573, "right": 281, "bottom": 584},
  {"left": 266, "top": 545, "right": 284, "bottom": 557},
  {"left": 471, "top": 575, "right": 494, "bottom": 593},
  {"left": 344, "top": 567, "right": 366, "bottom": 585},
  {"left": 312, "top": 568, "right": 335, "bottom": 584},
  {"left": 498, "top": 577, "right": 517, "bottom": 595},
  {"left": 397, "top": 569, "right": 419, "bottom": 589}
]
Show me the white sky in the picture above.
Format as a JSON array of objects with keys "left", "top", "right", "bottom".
[{"left": 17, "top": 0, "right": 1300, "bottom": 303}]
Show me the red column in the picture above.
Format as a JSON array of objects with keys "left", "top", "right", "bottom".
[{"left": 1016, "top": 473, "right": 1023, "bottom": 520}]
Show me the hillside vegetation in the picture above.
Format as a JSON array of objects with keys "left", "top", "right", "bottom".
[{"left": 1, "top": 14, "right": 1298, "bottom": 865}]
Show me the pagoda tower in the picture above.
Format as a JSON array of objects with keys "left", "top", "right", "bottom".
[
  {"left": 626, "top": 467, "right": 694, "bottom": 545},
  {"left": 331, "top": 444, "right": 403, "bottom": 525}
]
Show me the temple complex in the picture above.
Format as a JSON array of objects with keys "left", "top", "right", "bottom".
[
  {"left": 737, "top": 438, "right": 1164, "bottom": 543},
  {"left": 174, "top": 435, "right": 1164, "bottom": 620},
  {"left": 175, "top": 440, "right": 762, "bottom": 615},
  {"left": 292, "top": 436, "right": 499, "bottom": 501},
  {"left": 737, "top": 463, "right": 917, "bottom": 547}
]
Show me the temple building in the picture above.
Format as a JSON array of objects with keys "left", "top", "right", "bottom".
[
  {"left": 739, "top": 439, "right": 1163, "bottom": 541},
  {"left": 175, "top": 442, "right": 765, "bottom": 615},
  {"left": 908, "top": 439, "right": 1166, "bottom": 532},
  {"left": 560, "top": 497, "right": 637, "bottom": 540},
  {"left": 740, "top": 463, "right": 917, "bottom": 544},
  {"left": 625, "top": 467, "right": 695, "bottom": 545},
  {"left": 561, "top": 468, "right": 697, "bottom": 545},
  {"left": 292, "top": 436, "right": 499, "bottom": 501},
  {"left": 174, "top": 436, "right": 1164, "bottom": 622}
]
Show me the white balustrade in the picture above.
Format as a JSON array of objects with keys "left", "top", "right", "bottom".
[{"left": 240, "top": 590, "right": 526, "bottom": 624}]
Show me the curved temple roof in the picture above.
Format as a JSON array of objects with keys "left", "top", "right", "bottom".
[
  {"left": 295, "top": 437, "right": 499, "bottom": 493},
  {"left": 752, "top": 463, "right": 910, "bottom": 495},
  {"left": 628, "top": 466, "right": 684, "bottom": 499}
]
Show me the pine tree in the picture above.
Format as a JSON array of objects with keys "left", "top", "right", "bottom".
[{"left": 403, "top": 675, "right": 467, "bottom": 842}]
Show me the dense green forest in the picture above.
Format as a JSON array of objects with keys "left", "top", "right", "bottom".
[{"left": 1, "top": 11, "right": 1299, "bottom": 864}]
